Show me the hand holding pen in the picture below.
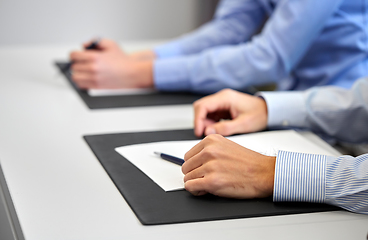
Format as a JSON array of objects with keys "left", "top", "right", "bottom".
[
  {"left": 69, "top": 38, "right": 154, "bottom": 89},
  {"left": 64, "top": 38, "right": 101, "bottom": 72}
]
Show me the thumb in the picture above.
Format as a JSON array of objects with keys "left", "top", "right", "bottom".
[
  {"left": 205, "top": 114, "right": 262, "bottom": 136},
  {"left": 205, "top": 113, "right": 267, "bottom": 136},
  {"left": 205, "top": 118, "right": 246, "bottom": 136}
]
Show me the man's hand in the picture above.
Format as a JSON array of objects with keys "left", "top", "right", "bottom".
[
  {"left": 182, "top": 134, "right": 276, "bottom": 198},
  {"left": 193, "top": 89, "right": 268, "bottom": 137},
  {"left": 69, "top": 39, "right": 154, "bottom": 89},
  {"left": 129, "top": 50, "right": 157, "bottom": 61}
]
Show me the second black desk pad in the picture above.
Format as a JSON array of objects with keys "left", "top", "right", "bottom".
[
  {"left": 84, "top": 129, "right": 340, "bottom": 225},
  {"left": 55, "top": 62, "right": 204, "bottom": 109}
]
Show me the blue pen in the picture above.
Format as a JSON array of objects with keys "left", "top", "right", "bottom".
[
  {"left": 154, "top": 152, "right": 184, "bottom": 166},
  {"left": 63, "top": 38, "right": 101, "bottom": 72}
]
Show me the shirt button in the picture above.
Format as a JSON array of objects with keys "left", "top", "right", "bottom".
[{"left": 282, "top": 120, "right": 289, "bottom": 126}]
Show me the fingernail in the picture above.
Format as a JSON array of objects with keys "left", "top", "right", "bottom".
[{"left": 205, "top": 127, "right": 216, "bottom": 135}]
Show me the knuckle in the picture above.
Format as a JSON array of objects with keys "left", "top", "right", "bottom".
[
  {"left": 89, "top": 53, "right": 99, "bottom": 61},
  {"left": 219, "top": 88, "right": 233, "bottom": 96},
  {"left": 183, "top": 173, "right": 189, "bottom": 182},
  {"left": 206, "top": 160, "right": 222, "bottom": 173},
  {"left": 193, "top": 100, "right": 200, "bottom": 108},
  {"left": 71, "top": 74, "right": 79, "bottom": 81},
  {"left": 222, "top": 88, "right": 232, "bottom": 94},
  {"left": 184, "top": 181, "right": 192, "bottom": 191},
  {"left": 193, "top": 99, "right": 203, "bottom": 110},
  {"left": 106, "top": 39, "right": 115, "bottom": 45},
  {"left": 204, "top": 161, "right": 215, "bottom": 173},
  {"left": 201, "top": 135, "right": 223, "bottom": 150},
  {"left": 89, "top": 64, "right": 99, "bottom": 74},
  {"left": 221, "top": 88, "right": 239, "bottom": 102},
  {"left": 184, "top": 181, "right": 197, "bottom": 192},
  {"left": 219, "top": 123, "right": 232, "bottom": 135},
  {"left": 204, "top": 134, "right": 216, "bottom": 142},
  {"left": 205, "top": 174, "right": 224, "bottom": 191},
  {"left": 70, "top": 64, "right": 76, "bottom": 71},
  {"left": 206, "top": 134, "right": 223, "bottom": 142},
  {"left": 201, "top": 145, "right": 215, "bottom": 158},
  {"left": 183, "top": 152, "right": 191, "bottom": 162},
  {"left": 90, "top": 76, "right": 99, "bottom": 84},
  {"left": 183, "top": 152, "right": 189, "bottom": 161}
]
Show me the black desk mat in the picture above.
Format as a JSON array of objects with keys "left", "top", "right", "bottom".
[
  {"left": 84, "top": 129, "right": 340, "bottom": 225},
  {"left": 55, "top": 62, "right": 204, "bottom": 109}
]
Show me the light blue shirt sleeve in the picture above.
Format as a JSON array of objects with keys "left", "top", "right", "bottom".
[
  {"left": 154, "top": 0, "right": 344, "bottom": 94},
  {"left": 274, "top": 150, "right": 368, "bottom": 214},
  {"left": 154, "top": 0, "right": 266, "bottom": 58},
  {"left": 260, "top": 77, "right": 368, "bottom": 143}
]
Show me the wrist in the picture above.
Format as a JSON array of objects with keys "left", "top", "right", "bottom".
[
  {"left": 129, "top": 50, "right": 156, "bottom": 61},
  {"left": 131, "top": 60, "right": 154, "bottom": 88},
  {"left": 259, "top": 156, "right": 276, "bottom": 197},
  {"left": 257, "top": 97, "right": 268, "bottom": 130}
]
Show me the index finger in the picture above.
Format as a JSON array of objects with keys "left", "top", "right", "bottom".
[
  {"left": 193, "top": 95, "right": 220, "bottom": 137},
  {"left": 193, "top": 99, "right": 208, "bottom": 137},
  {"left": 193, "top": 93, "right": 230, "bottom": 137},
  {"left": 182, "top": 141, "right": 206, "bottom": 175},
  {"left": 183, "top": 140, "right": 205, "bottom": 162}
]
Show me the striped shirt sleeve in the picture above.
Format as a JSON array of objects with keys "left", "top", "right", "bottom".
[{"left": 274, "top": 150, "right": 368, "bottom": 214}]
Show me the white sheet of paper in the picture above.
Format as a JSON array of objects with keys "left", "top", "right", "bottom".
[
  {"left": 88, "top": 88, "right": 157, "bottom": 97},
  {"left": 115, "top": 130, "right": 339, "bottom": 192}
]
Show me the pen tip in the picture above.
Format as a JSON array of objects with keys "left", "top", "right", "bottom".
[{"left": 154, "top": 151, "right": 161, "bottom": 156}]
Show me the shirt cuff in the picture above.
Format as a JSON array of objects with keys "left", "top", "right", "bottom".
[
  {"left": 273, "top": 150, "right": 326, "bottom": 203},
  {"left": 154, "top": 41, "right": 183, "bottom": 59},
  {"left": 258, "top": 91, "right": 307, "bottom": 128},
  {"left": 153, "top": 58, "right": 192, "bottom": 91}
]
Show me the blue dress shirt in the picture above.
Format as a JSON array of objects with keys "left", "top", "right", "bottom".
[
  {"left": 153, "top": 0, "right": 368, "bottom": 94},
  {"left": 261, "top": 77, "right": 368, "bottom": 214}
]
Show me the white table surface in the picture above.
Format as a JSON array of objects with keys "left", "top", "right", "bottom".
[{"left": 0, "top": 42, "right": 367, "bottom": 240}]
